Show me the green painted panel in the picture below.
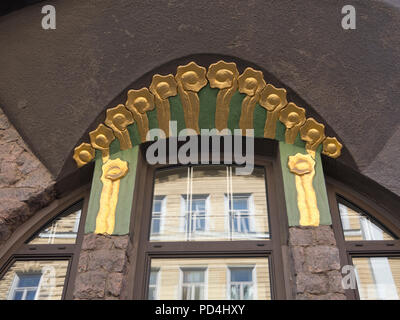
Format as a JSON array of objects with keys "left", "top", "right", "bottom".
[
  {"left": 147, "top": 108, "right": 159, "bottom": 131},
  {"left": 128, "top": 123, "right": 141, "bottom": 146},
  {"left": 112, "top": 146, "right": 139, "bottom": 235},
  {"left": 168, "top": 95, "right": 186, "bottom": 134},
  {"left": 253, "top": 104, "right": 267, "bottom": 138},
  {"left": 85, "top": 150, "right": 103, "bottom": 234},
  {"left": 227, "top": 91, "right": 245, "bottom": 133},
  {"left": 198, "top": 84, "right": 218, "bottom": 130},
  {"left": 84, "top": 146, "right": 139, "bottom": 235},
  {"left": 279, "top": 141, "right": 331, "bottom": 226}
]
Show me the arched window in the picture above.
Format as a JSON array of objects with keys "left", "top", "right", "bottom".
[
  {"left": 128, "top": 141, "right": 289, "bottom": 300},
  {"left": 327, "top": 181, "right": 400, "bottom": 300},
  {"left": 0, "top": 189, "right": 89, "bottom": 300}
]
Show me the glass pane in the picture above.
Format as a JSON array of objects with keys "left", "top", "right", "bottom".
[
  {"left": 17, "top": 274, "right": 41, "bottom": 288},
  {"left": 0, "top": 260, "right": 69, "bottom": 300},
  {"left": 353, "top": 257, "right": 400, "bottom": 300},
  {"left": 148, "top": 287, "right": 156, "bottom": 300},
  {"left": 338, "top": 199, "right": 394, "bottom": 241},
  {"left": 150, "top": 165, "right": 269, "bottom": 241},
  {"left": 28, "top": 202, "right": 82, "bottom": 244},
  {"left": 230, "top": 268, "right": 253, "bottom": 282},
  {"left": 13, "top": 291, "right": 23, "bottom": 300},
  {"left": 25, "top": 290, "right": 37, "bottom": 300},
  {"left": 183, "top": 270, "right": 205, "bottom": 283},
  {"left": 148, "top": 257, "right": 270, "bottom": 300},
  {"left": 149, "top": 270, "right": 158, "bottom": 285}
]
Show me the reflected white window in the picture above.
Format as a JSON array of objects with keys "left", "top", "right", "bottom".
[
  {"left": 28, "top": 202, "right": 82, "bottom": 245},
  {"left": 183, "top": 195, "right": 208, "bottom": 236},
  {"left": 151, "top": 196, "right": 165, "bottom": 235},
  {"left": 148, "top": 268, "right": 159, "bottom": 300},
  {"left": 228, "top": 194, "right": 254, "bottom": 236},
  {"left": 229, "top": 267, "right": 254, "bottom": 300},
  {"left": 9, "top": 273, "right": 42, "bottom": 300},
  {"left": 338, "top": 199, "right": 394, "bottom": 241},
  {"left": 353, "top": 257, "right": 400, "bottom": 300},
  {"left": 181, "top": 268, "right": 206, "bottom": 300},
  {"left": 150, "top": 165, "right": 269, "bottom": 242}
]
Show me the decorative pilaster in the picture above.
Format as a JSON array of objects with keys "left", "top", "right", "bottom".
[{"left": 279, "top": 141, "right": 345, "bottom": 299}]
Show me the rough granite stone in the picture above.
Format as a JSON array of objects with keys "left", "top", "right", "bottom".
[
  {"left": 289, "top": 226, "right": 345, "bottom": 300},
  {"left": 0, "top": 108, "right": 55, "bottom": 247},
  {"left": 74, "top": 233, "right": 130, "bottom": 300}
]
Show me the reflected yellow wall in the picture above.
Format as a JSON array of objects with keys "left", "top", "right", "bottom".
[
  {"left": 153, "top": 167, "right": 269, "bottom": 241},
  {"left": 151, "top": 257, "right": 270, "bottom": 300}
]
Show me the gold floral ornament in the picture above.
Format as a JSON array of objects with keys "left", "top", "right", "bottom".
[
  {"left": 207, "top": 61, "right": 239, "bottom": 131},
  {"left": 126, "top": 88, "right": 155, "bottom": 143},
  {"left": 104, "top": 104, "right": 134, "bottom": 150},
  {"left": 288, "top": 153, "right": 320, "bottom": 226},
  {"left": 95, "top": 158, "right": 128, "bottom": 235},
  {"left": 73, "top": 142, "right": 95, "bottom": 168},
  {"left": 279, "top": 102, "right": 306, "bottom": 144},
  {"left": 89, "top": 124, "right": 115, "bottom": 161},
  {"left": 238, "top": 68, "right": 266, "bottom": 135},
  {"left": 175, "top": 62, "right": 207, "bottom": 134},
  {"left": 149, "top": 74, "right": 177, "bottom": 137},
  {"left": 259, "top": 84, "right": 288, "bottom": 139},
  {"left": 300, "top": 118, "right": 325, "bottom": 158},
  {"left": 322, "top": 137, "right": 342, "bottom": 158}
]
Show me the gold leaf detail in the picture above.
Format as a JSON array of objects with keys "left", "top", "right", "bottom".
[
  {"left": 89, "top": 124, "right": 115, "bottom": 161},
  {"left": 95, "top": 158, "right": 128, "bottom": 235},
  {"left": 105, "top": 104, "right": 134, "bottom": 150},
  {"left": 259, "top": 84, "right": 288, "bottom": 139},
  {"left": 126, "top": 87, "right": 155, "bottom": 142},
  {"left": 279, "top": 102, "right": 306, "bottom": 144},
  {"left": 322, "top": 137, "right": 343, "bottom": 158},
  {"left": 207, "top": 60, "right": 239, "bottom": 131},
  {"left": 238, "top": 67, "right": 266, "bottom": 135},
  {"left": 73, "top": 143, "right": 95, "bottom": 168},
  {"left": 175, "top": 62, "right": 207, "bottom": 133},
  {"left": 300, "top": 118, "right": 325, "bottom": 157},
  {"left": 288, "top": 153, "right": 320, "bottom": 226},
  {"left": 149, "top": 74, "right": 177, "bottom": 137}
]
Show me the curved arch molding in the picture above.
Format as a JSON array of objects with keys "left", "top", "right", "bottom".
[{"left": 77, "top": 61, "right": 342, "bottom": 235}]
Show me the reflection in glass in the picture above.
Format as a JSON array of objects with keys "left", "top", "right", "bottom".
[
  {"left": 229, "top": 267, "right": 254, "bottom": 300},
  {"left": 148, "top": 257, "right": 270, "bottom": 300},
  {"left": 0, "top": 260, "right": 69, "bottom": 300},
  {"left": 338, "top": 199, "right": 394, "bottom": 241},
  {"left": 148, "top": 269, "right": 159, "bottom": 300},
  {"left": 150, "top": 166, "right": 269, "bottom": 241},
  {"left": 28, "top": 202, "right": 82, "bottom": 244},
  {"left": 353, "top": 257, "right": 400, "bottom": 300}
]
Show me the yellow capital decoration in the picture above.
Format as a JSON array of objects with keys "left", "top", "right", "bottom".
[
  {"left": 288, "top": 153, "right": 320, "bottom": 226},
  {"left": 95, "top": 158, "right": 128, "bottom": 234}
]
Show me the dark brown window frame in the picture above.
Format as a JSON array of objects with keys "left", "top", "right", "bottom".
[
  {"left": 327, "top": 177, "right": 400, "bottom": 300},
  {"left": 126, "top": 138, "right": 291, "bottom": 300},
  {"left": 0, "top": 184, "right": 90, "bottom": 300}
]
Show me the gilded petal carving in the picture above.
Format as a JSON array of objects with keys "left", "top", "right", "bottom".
[
  {"left": 149, "top": 74, "right": 177, "bottom": 137},
  {"left": 73, "top": 142, "right": 95, "bottom": 168},
  {"left": 126, "top": 87, "right": 155, "bottom": 142},
  {"left": 89, "top": 124, "right": 115, "bottom": 161},
  {"left": 322, "top": 137, "right": 343, "bottom": 158},
  {"left": 279, "top": 102, "right": 306, "bottom": 144},
  {"left": 95, "top": 158, "right": 129, "bottom": 235},
  {"left": 175, "top": 62, "right": 207, "bottom": 133},
  {"left": 300, "top": 118, "right": 326, "bottom": 158},
  {"left": 288, "top": 153, "right": 320, "bottom": 226},
  {"left": 105, "top": 104, "right": 134, "bottom": 150},
  {"left": 207, "top": 61, "right": 239, "bottom": 131},
  {"left": 238, "top": 68, "right": 266, "bottom": 135},
  {"left": 259, "top": 84, "right": 288, "bottom": 139}
]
